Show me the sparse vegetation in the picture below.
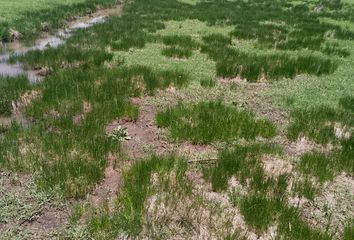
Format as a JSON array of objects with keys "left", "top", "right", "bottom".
[
  {"left": 287, "top": 105, "right": 353, "bottom": 144},
  {"left": 207, "top": 144, "right": 281, "bottom": 192},
  {"left": 1, "top": 0, "right": 354, "bottom": 238}
]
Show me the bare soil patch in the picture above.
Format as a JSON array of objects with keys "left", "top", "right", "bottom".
[
  {"left": 0, "top": 170, "right": 70, "bottom": 239},
  {"left": 301, "top": 173, "right": 354, "bottom": 239},
  {"left": 87, "top": 152, "right": 121, "bottom": 210}
]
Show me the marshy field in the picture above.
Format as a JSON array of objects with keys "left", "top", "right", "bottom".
[{"left": 0, "top": 0, "right": 354, "bottom": 239}]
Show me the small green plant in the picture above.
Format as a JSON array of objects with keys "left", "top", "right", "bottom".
[
  {"left": 107, "top": 126, "right": 131, "bottom": 142},
  {"left": 211, "top": 48, "right": 337, "bottom": 82},
  {"left": 115, "top": 65, "right": 189, "bottom": 95},
  {"left": 338, "top": 136, "right": 354, "bottom": 175}
]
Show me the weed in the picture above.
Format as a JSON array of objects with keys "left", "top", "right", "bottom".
[
  {"left": 87, "top": 204, "right": 122, "bottom": 240},
  {"left": 86, "top": 155, "right": 189, "bottom": 237},
  {"left": 156, "top": 101, "right": 276, "bottom": 144},
  {"left": 321, "top": 41, "right": 350, "bottom": 57}
]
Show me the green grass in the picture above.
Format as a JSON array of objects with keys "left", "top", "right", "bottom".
[
  {"left": 0, "top": 0, "right": 86, "bottom": 23},
  {"left": 292, "top": 177, "right": 318, "bottom": 201},
  {"left": 117, "top": 155, "right": 187, "bottom": 235},
  {"left": 11, "top": 46, "right": 114, "bottom": 70},
  {"left": 86, "top": 155, "right": 188, "bottom": 237},
  {"left": 2, "top": 0, "right": 354, "bottom": 237},
  {"left": 288, "top": 99, "right": 354, "bottom": 177},
  {"left": 240, "top": 194, "right": 331, "bottom": 239},
  {"left": 277, "top": 206, "right": 331, "bottom": 240},
  {"left": 287, "top": 105, "right": 354, "bottom": 144},
  {"left": 240, "top": 195, "right": 282, "bottom": 233},
  {"left": 115, "top": 65, "right": 189, "bottom": 95},
  {"left": 162, "top": 35, "right": 198, "bottom": 49},
  {"left": 298, "top": 152, "right": 334, "bottom": 183},
  {"left": 0, "top": 76, "right": 30, "bottom": 116},
  {"left": 156, "top": 101, "right": 276, "bottom": 144},
  {"left": 161, "top": 46, "right": 193, "bottom": 59},
  {"left": 206, "top": 144, "right": 281, "bottom": 192},
  {"left": 339, "top": 96, "right": 354, "bottom": 112},
  {"left": 200, "top": 78, "right": 216, "bottom": 87},
  {"left": 203, "top": 46, "right": 337, "bottom": 82},
  {"left": 0, "top": 66, "right": 139, "bottom": 197},
  {"left": 113, "top": 42, "right": 216, "bottom": 83},
  {"left": 344, "top": 220, "right": 354, "bottom": 240},
  {"left": 0, "top": 0, "right": 116, "bottom": 42},
  {"left": 296, "top": 136, "right": 354, "bottom": 184},
  {"left": 209, "top": 143, "right": 329, "bottom": 237}
]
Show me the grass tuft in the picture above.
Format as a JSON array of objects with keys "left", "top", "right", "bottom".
[
  {"left": 240, "top": 195, "right": 281, "bottom": 233},
  {"left": 208, "top": 144, "right": 281, "bottom": 192},
  {"left": 117, "top": 155, "right": 187, "bottom": 235},
  {"left": 156, "top": 101, "right": 276, "bottom": 144},
  {"left": 200, "top": 78, "right": 216, "bottom": 87},
  {"left": 344, "top": 220, "right": 354, "bottom": 240},
  {"left": 0, "top": 76, "right": 30, "bottom": 116},
  {"left": 161, "top": 46, "right": 192, "bottom": 59},
  {"left": 298, "top": 152, "right": 334, "bottom": 183},
  {"left": 287, "top": 106, "right": 353, "bottom": 144},
  {"left": 162, "top": 35, "right": 198, "bottom": 49}
]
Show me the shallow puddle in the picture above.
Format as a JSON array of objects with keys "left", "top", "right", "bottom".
[{"left": 0, "top": 6, "right": 121, "bottom": 83}]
